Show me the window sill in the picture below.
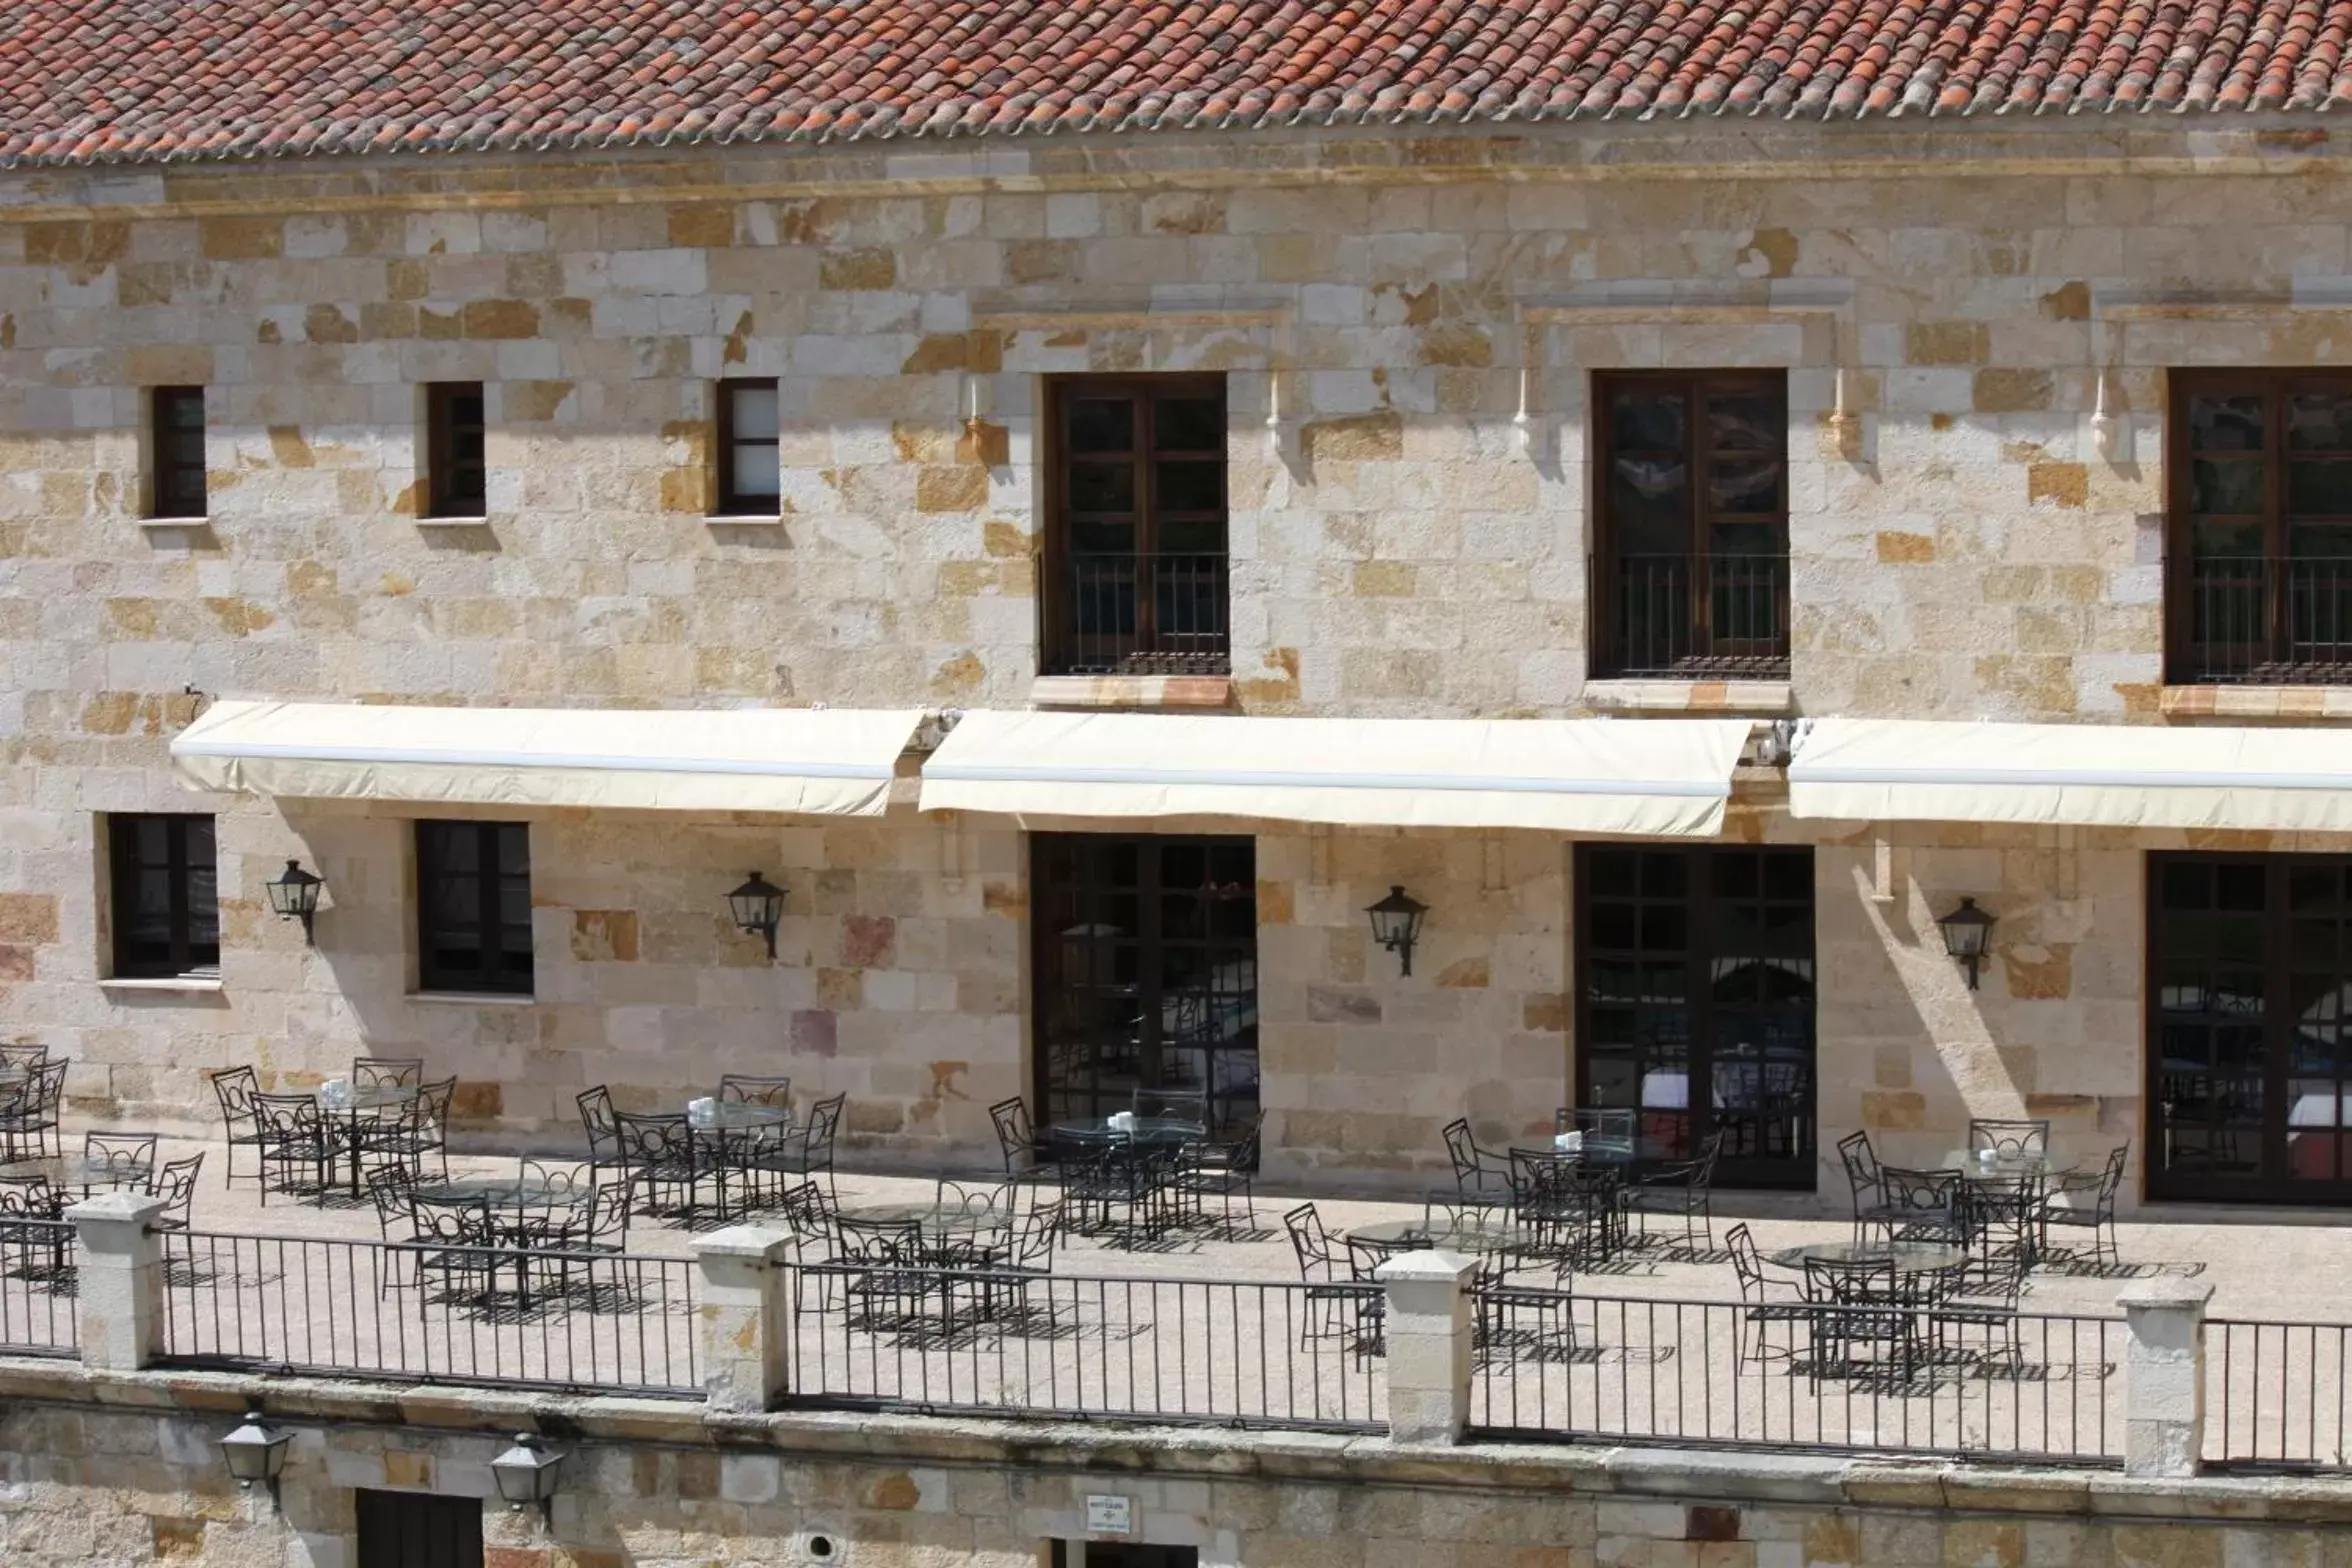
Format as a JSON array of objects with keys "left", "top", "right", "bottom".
[
  {"left": 2161, "top": 684, "right": 2352, "bottom": 719},
  {"left": 408, "top": 990, "right": 537, "bottom": 1007},
  {"left": 98, "top": 976, "right": 225, "bottom": 995},
  {"left": 1583, "top": 678, "right": 1794, "bottom": 716},
  {"left": 139, "top": 515, "right": 208, "bottom": 530},
  {"left": 416, "top": 514, "right": 490, "bottom": 528},
  {"left": 1028, "top": 674, "right": 1232, "bottom": 711},
  {"left": 708, "top": 510, "right": 783, "bottom": 525}
]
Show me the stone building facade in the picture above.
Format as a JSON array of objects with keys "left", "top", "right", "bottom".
[{"left": 8, "top": 119, "right": 2352, "bottom": 1206}]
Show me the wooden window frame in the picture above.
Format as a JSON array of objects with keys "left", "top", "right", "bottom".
[
  {"left": 1590, "top": 369, "right": 1790, "bottom": 680},
  {"left": 2165, "top": 367, "right": 2352, "bottom": 682},
  {"left": 424, "top": 382, "right": 488, "bottom": 519},
  {"left": 415, "top": 819, "right": 533, "bottom": 996},
  {"left": 714, "top": 378, "right": 782, "bottom": 516},
  {"left": 147, "top": 385, "right": 207, "bottom": 519},
  {"left": 1041, "top": 373, "right": 1230, "bottom": 676},
  {"left": 107, "top": 814, "right": 220, "bottom": 980}
]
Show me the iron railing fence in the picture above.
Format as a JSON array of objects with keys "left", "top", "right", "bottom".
[
  {"left": 2207, "top": 1318, "right": 2352, "bottom": 1473},
  {"left": 0, "top": 1220, "right": 77, "bottom": 1357},
  {"left": 785, "top": 1265, "right": 1386, "bottom": 1432},
  {"left": 2179, "top": 555, "right": 2352, "bottom": 684},
  {"left": 156, "top": 1231, "right": 699, "bottom": 1397},
  {"left": 1469, "top": 1295, "right": 2123, "bottom": 1465},
  {"left": 1053, "top": 552, "right": 1230, "bottom": 676},
  {"left": 1603, "top": 553, "right": 1791, "bottom": 680}
]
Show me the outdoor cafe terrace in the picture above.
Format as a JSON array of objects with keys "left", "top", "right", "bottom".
[{"left": 0, "top": 1079, "right": 2343, "bottom": 1482}]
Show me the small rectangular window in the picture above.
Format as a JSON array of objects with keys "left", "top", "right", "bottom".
[
  {"left": 108, "top": 814, "right": 220, "bottom": 980},
  {"left": 415, "top": 820, "right": 532, "bottom": 995},
  {"left": 355, "top": 1488, "right": 483, "bottom": 1568},
  {"left": 716, "top": 378, "right": 782, "bottom": 514},
  {"left": 149, "top": 386, "right": 207, "bottom": 519},
  {"left": 1591, "top": 369, "right": 1790, "bottom": 680},
  {"left": 424, "top": 382, "right": 488, "bottom": 518}
]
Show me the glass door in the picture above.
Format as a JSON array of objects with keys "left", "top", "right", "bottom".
[
  {"left": 1577, "top": 845, "right": 1817, "bottom": 1189},
  {"left": 2151, "top": 853, "right": 2352, "bottom": 1202},
  {"left": 1032, "top": 835, "right": 1257, "bottom": 1138}
]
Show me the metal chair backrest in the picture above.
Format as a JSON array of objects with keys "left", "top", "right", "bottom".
[
  {"left": 2094, "top": 1141, "right": 2131, "bottom": 1201},
  {"left": 253, "top": 1091, "right": 322, "bottom": 1137},
  {"left": 778, "top": 1179, "right": 834, "bottom": 1235},
  {"left": 835, "top": 1213, "right": 920, "bottom": 1261},
  {"left": 149, "top": 1152, "right": 204, "bottom": 1229},
  {"left": 1443, "top": 1118, "right": 1488, "bottom": 1188},
  {"left": 0, "top": 1044, "right": 47, "bottom": 1071},
  {"left": 1011, "top": 1200, "right": 1063, "bottom": 1271},
  {"left": 84, "top": 1131, "right": 158, "bottom": 1182},
  {"left": 1967, "top": 1118, "right": 2051, "bottom": 1158},
  {"left": 1836, "top": 1129, "right": 1881, "bottom": 1199},
  {"left": 0, "top": 1174, "right": 54, "bottom": 1218},
  {"left": 720, "top": 1074, "right": 792, "bottom": 1111},
  {"left": 802, "top": 1093, "right": 845, "bottom": 1160},
  {"left": 354, "top": 1058, "right": 424, "bottom": 1092},
  {"left": 1283, "top": 1202, "right": 1338, "bottom": 1284},
  {"left": 1801, "top": 1253, "right": 1899, "bottom": 1306},
  {"left": 519, "top": 1158, "right": 587, "bottom": 1204},
  {"left": 413, "top": 1077, "right": 457, "bottom": 1136},
  {"left": 581, "top": 1179, "right": 632, "bottom": 1249},
  {"left": 1879, "top": 1165, "right": 1962, "bottom": 1218},
  {"left": 1725, "top": 1222, "right": 1769, "bottom": 1303},
  {"left": 365, "top": 1166, "right": 416, "bottom": 1237},
  {"left": 1688, "top": 1129, "right": 1727, "bottom": 1185},
  {"left": 613, "top": 1111, "right": 691, "bottom": 1165},
  {"left": 988, "top": 1096, "right": 1035, "bottom": 1164},
  {"left": 577, "top": 1086, "right": 619, "bottom": 1155},
  {"left": 210, "top": 1066, "right": 260, "bottom": 1130},
  {"left": 32, "top": 1059, "right": 65, "bottom": 1115}
]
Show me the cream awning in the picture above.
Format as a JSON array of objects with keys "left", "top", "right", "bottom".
[
  {"left": 919, "top": 711, "right": 1754, "bottom": 835},
  {"left": 170, "top": 701, "right": 923, "bottom": 816},
  {"left": 1789, "top": 717, "right": 2352, "bottom": 832}
]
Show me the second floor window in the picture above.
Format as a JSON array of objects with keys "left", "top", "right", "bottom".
[
  {"left": 424, "top": 382, "right": 487, "bottom": 518},
  {"left": 1593, "top": 370, "right": 1790, "bottom": 680},
  {"left": 716, "top": 379, "right": 781, "bottom": 515},
  {"left": 108, "top": 814, "right": 219, "bottom": 980},
  {"left": 416, "top": 820, "right": 532, "bottom": 995},
  {"left": 1045, "top": 376, "right": 1229, "bottom": 676},
  {"left": 149, "top": 386, "right": 207, "bottom": 519},
  {"left": 2171, "top": 370, "right": 2352, "bottom": 685}
]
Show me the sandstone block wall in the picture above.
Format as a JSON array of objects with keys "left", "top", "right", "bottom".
[{"left": 4, "top": 125, "right": 2351, "bottom": 1180}]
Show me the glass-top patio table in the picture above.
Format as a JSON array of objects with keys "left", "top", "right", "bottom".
[
  {"left": 1347, "top": 1215, "right": 1541, "bottom": 1260},
  {"left": 1767, "top": 1240, "right": 1969, "bottom": 1273}
]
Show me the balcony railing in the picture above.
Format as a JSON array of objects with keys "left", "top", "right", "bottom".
[
  {"left": 2179, "top": 556, "right": 2352, "bottom": 685},
  {"left": 1602, "top": 553, "right": 1790, "bottom": 680},
  {"left": 1051, "top": 551, "right": 1230, "bottom": 677}
]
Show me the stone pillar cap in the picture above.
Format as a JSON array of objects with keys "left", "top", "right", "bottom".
[
  {"left": 2117, "top": 1277, "right": 2215, "bottom": 1311},
  {"left": 691, "top": 1226, "right": 798, "bottom": 1263},
  {"left": 64, "top": 1192, "right": 170, "bottom": 1225},
  {"left": 1374, "top": 1249, "right": 1479, "bottom": 1283}
]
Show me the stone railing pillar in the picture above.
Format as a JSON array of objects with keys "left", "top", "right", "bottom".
[
  {"left": 67, "top": 1192, "right": 170, "bottom": 1371},
  {"left": 692, "top": 1227, "right": 797, "bottom": 1413},
  {"left": 1376, "top": 1250, "right": 1478, "bottom": 1445},
  {"left": 2119, "top": 1277, "right": 2214, "bottom": 1478}
]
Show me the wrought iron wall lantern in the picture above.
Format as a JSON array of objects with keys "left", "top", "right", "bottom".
[
  {"left": 219, "top": 1408, "right": 293, "bottom": 1507},
  {"left": 1365, "top": 885, "right": 1429, "bottom": 978},
  {"left": 490, "top": 1432, "right": 569, "bottom": 1531},
  {"left": 1936, "top": 896, "right": 1997, "bottom": 990},
  {"left": 727, "top": 871, "right": 786, "bottom": 960},
  {"left": 265, "top": 859, "right": 324, "bottom": 945}
]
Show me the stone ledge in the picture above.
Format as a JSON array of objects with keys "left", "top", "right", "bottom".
[
  {"left": 9, "top": 1359, "right": 2352, "bottom": 1523},
  {"left": 96, "top": 976, "right": 225, "bottom": 996},
  {"left": 407, "top": 990, "right": 537, "bottom": 1008},
  {"left": 1583, "top": 679, "right": 1795, "bottom": 716},
  {"left": 1027, "top": 674, "right": 1232, "bottom": 711},
  {"left": 2161, "top": 684, "right": 2352, "bottom": 720}
]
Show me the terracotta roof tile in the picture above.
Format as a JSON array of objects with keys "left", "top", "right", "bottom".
[{"left": 4, "top": 0, "right": 2351, "bottom": 168}]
